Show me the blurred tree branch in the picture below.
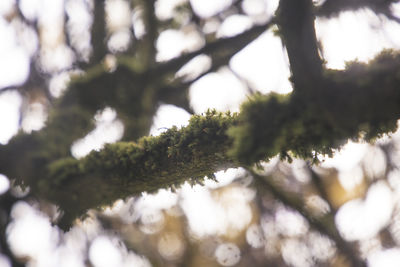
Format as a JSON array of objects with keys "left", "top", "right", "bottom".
[
  {"left": 249, "top": 169, "right": 366, "bottom": 267},
  {"left": 0, "top": 2, "right": 400, "bottom": 267},
  {"left": 151, "top": 19, "right": 274, "bottom": 76}
]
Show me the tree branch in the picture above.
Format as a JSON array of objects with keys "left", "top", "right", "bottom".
[
  {"left": 249, "top": 169, "right": 367, "bottom": 267},
  {"left": 1, "top": 50, "right": 400, "bottom": 230},
  {"left": 39, "top": 111, "right": 238, "bottom": 229},
  {"left": 276, "top": 0, "right": 323, "bottom": 92},
  {"left": 90, "top": 0, "right": 107, "bottom": 64},
  {"left": 308, "top": 165, "right": 337, "bottom": 214},
  {"left": 152, "top": 20, "right": 275, "bottom": 76},
  {"left": 229, "top": 50, "right": 400, "bottom": 164}
]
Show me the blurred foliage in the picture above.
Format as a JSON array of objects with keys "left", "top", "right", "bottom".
[{"left": 0, "top": 0, "right": 400, "bottom": 267}]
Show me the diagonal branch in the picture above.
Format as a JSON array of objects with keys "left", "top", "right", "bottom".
[
  {"left": 152, "top": 20, "right": 275, "bottom": 76},
  {"left": 249, "top": 169, "right": 367, "bottom": 267},
  {"left": 157, "top": 36, "right": 254, "bottom": 111},
  {"left": 308, "top": 165, "right": 337, "bottom": 214}
]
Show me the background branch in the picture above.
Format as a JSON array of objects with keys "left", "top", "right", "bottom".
[{"left": 249, "top": 169, "right": 366, "bottom": 267}]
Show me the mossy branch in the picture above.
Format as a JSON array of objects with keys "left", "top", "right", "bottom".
[
  {"left": 1, "top": 3, "right": 400, "bottom": 230},
  {"left": 230, "top": 50, "right": 400, "bottom": 164},
  {"left": 1, "top": 50, "right": 400, "bottom": 229},
  {"left": 38, "top": 110, "right": 238, "bottom": 228},
  {"left": 18, "top": 50, "right": 396, "bottom": 229}
]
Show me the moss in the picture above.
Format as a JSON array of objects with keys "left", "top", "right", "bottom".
[
  {"left": 35, "top": 110, "right": 238, "bottom": 229},
  {"left": 3, "top": 44, "right": 400, "bottom": 230},
  {"left": 47, "top": 158, "right": 82, "bottom": 185},
  {"left": 229, "top": 50, "right": 400, "bottom": 165},
  {"left": 227, "top": 93, "right": 293, "bottom": 164}
]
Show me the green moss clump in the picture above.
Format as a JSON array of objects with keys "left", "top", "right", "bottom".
[
  {"left": 228, "top": 50, "right": 400, "bottom": 165},
  {"left": 37, "top": 110, "right": 238, "bottom": 229},
  {"left": 227, "top": 93, "right": 293, "bottom": 165}
]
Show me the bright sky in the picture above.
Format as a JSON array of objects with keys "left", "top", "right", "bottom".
[{"left": 1, "top": 0, "right": 400, "bottom": 266}]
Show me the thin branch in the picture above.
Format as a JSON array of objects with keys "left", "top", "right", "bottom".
[
  {"left": 308, "top": 164, "right": 337, "bottom": 214},
  {"left": 154, "top": 21, "right": 274, "bottom": 111},
  {"left": 0, "top": 85, "right": 17, "bottom": 93},
  {"left": 248, "top": 169, "right": 367, "bottom": 267},
  {"left": 152, "top": 19, "right": 275, "bottom": 76},
  {"left": 380, "top": 9, "right": 400, "bottom": 24},
  {"left": 15, "top": 0, "right": 38, "bottom": 28},
  {"left": 228, "top": 66, "right": 257, "bottom": 95},
  {"left": 156, "top": 42, "right": 257, "bottom": 112}
]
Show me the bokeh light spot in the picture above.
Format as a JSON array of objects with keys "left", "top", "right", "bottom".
[
  {"left": 157, "top": 232, "right": 184, "bottom": 260},
  {"left": 150, "top": 104, "right": 191, "bottom": 136},
  {"left": 246, "top": 224, "right": 265, "bottom": 248},
  {"left": 0, "top": 91, "right": 22, "bottom": 144},
  {"left": 89, "top": 236, "right": 123, "bottom": 267},
  {"left": 215, "top": 242, "right": 241, "bottom": 266},
  {"left": 0, "top": 174, "right": 10, "bottom": 195},
  {"left": 336, "top": 181, "right": 394, "bottom": 241}
]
